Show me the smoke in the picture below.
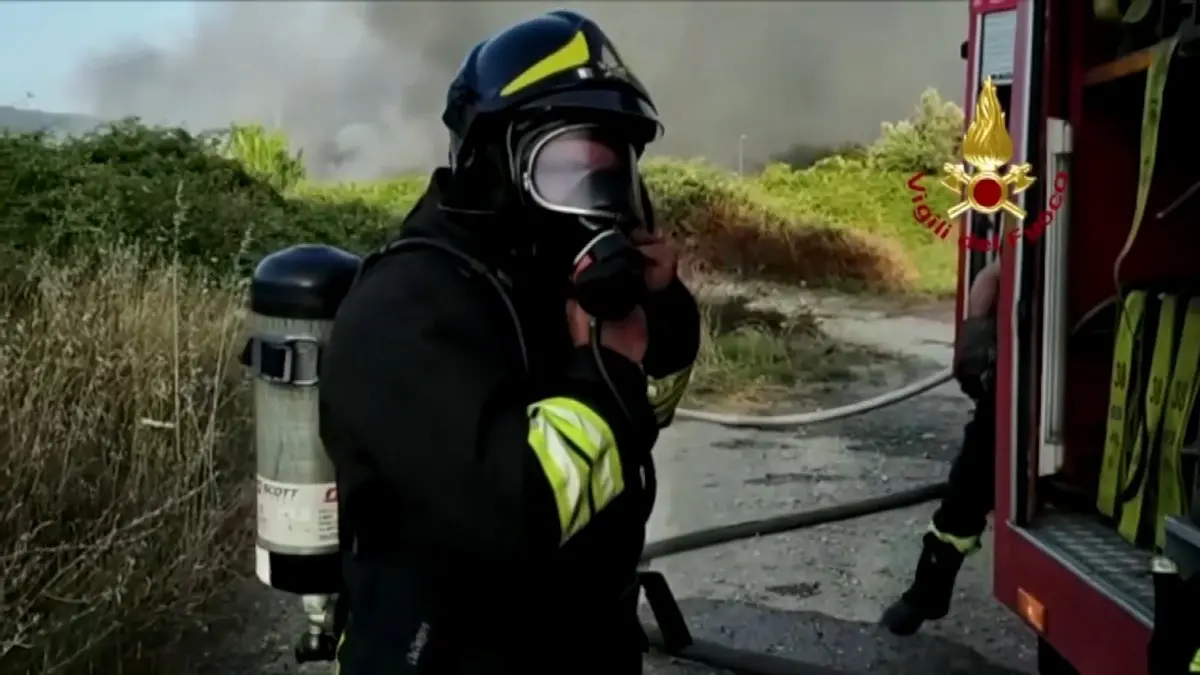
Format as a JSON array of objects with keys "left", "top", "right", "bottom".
[{"left": 75, "top": 1, "right": 968, "bottom": 180}]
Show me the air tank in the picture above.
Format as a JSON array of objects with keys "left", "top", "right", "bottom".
[{"left": 243, "top": 244, "right": 360, "bottom": 661}]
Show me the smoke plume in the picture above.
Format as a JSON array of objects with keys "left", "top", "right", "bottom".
[{"left": 75, "top": 1, "right": 968, "bottom": 180}]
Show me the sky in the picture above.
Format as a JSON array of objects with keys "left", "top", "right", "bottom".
[{"left": 0, "top": 0, "right": 198, "bottom": 112}]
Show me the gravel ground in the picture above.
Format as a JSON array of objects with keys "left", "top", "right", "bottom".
[{"left": 175, "top": 292, "right": 1036, "bottom": 675}]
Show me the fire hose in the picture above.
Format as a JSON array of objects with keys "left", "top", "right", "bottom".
[
  {"left": 673, "top": 368, "right": 955, "bottom": 428},
  {"left": 631, "top": 368, "right": 957, "bottom": 674},
  {"left": 638, "top": 485, "right": 949, "bottom": 674}
]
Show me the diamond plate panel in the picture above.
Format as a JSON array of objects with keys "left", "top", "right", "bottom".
[{"left": 1026, "top": 512, "right": 1155, "bottom": 615}]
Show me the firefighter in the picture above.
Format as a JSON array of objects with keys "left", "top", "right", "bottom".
[
  {"left": 318, "top": 10, "right": 700, "bottom": 675},
  {"left": 880, "top": 257, "right": 1000, "bottom": 635}
]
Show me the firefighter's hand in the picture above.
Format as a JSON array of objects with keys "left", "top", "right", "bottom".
[
  {"left": 631, "top": 228, "right": 678, "bottom": 293},
  {"left": 567, "top": 300, "right": 648, "bottom": 367}
]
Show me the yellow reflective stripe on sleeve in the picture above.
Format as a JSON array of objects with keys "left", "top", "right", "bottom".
[
  {"left": 1154, "top": 297, "right": 1200, "bottom": 547},
  {"left": 527, "top": 397, "right": 625, "bottom": 544},
  {"left": 1119, "top": 294, "right": 1177, "bottom": 544},
  {"left": 500, "top": 31, "right": 590, "bottom": 97},
  {"left": 648, "top": 365, "right": 693, "bottom": 426},
  {"left": 1190, "top": 648, "right": 1200, "bottom": 672},
  {"left": 928, "top": 522, "right": 982, "bottom": 555},
  {"left": 1099, "top": 291, "right": 1146, "bottom": 518}
]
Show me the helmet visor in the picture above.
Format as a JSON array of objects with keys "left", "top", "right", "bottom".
[{"left": 523, "top": 125, "right": 644, "bottom": 223}]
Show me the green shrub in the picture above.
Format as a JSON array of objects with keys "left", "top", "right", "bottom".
[
  {"left": 221, "top": 123, "right": 307, "bottom": 192},
  {"left": 0, "top": 122, "right": 400, "bottom": 279},
  {"left": 867, "top": 88, "right": 964, "bottom": 174},
  {"left": 0, "top": 92, "right": 964, "bottom": 295}
]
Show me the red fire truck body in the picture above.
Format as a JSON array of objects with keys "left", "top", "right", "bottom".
[{"left": 958, "top": 1, "right": 1200, "bottom": 673}]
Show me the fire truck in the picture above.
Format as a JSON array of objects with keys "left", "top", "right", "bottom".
[{"left": 960, "top": 0, "right": 1200, "bottom": 673}]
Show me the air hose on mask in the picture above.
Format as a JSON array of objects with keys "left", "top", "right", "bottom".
[{"left": 573, "top": 228, "right": 662, "bottom": 515}]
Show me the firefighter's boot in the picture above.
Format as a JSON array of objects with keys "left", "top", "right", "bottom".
[{"left": 880, "top": 532, "right": 969, "bottom": 636}]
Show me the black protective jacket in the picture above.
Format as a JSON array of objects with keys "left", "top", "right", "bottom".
[{"left": 319, "top": 169, "right": 701, "bottom": 674}]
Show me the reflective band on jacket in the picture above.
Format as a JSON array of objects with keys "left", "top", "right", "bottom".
[
  {"left": 1119, "top": 295, "right": 1176, "bottom": 545},
  {"left": 928, "top": 523, "right": 981, "bottom": 555},
  {"left": 1098, "top": 291, "right": 1146, "bottom": 518},
  {"left": 527, "top": 397, "right": 625, "bottom": 544},
  {"left": 1154, "top": 298, "right": 1200, "bottom": 547},
  {"left": 1190, "top": 648, "right": 1200, "bottom": 672},
  {"left": 648, "top": 365, "right": 694, "bottom": 426}
]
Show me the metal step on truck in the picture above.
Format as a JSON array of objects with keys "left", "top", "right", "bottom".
[{"left": 960, "top": 1, "right": 1200, "bottom": 673}]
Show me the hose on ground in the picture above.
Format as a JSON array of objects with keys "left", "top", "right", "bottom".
[
  {"left": 636, "top": 482, "right": 947, "bottom": 674},
  {"left": 633, "top": 368, "right": 955, "bottom": 672},
  {"left": 673, "top": 368, "right": 955, "bottom": 428},
  {"left": 640, "top": 481, "right": 947, "bottom": 563}
]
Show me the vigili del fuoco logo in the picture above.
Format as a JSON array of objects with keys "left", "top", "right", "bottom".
[{"left": 906, "top": 77, "right": 1067, "bottom": 251}]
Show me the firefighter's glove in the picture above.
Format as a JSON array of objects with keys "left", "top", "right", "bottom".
[{"left": 954, "top": 317, "right": 997, "bottom": 401}]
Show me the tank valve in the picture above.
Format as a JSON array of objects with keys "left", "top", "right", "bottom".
[{"left": 294, "top": 594, "right": 338, "bottom": 663}]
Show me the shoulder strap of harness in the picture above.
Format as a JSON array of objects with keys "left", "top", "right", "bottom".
[{"left": 354, "top": 236, "right": 529, "bottom": 375}]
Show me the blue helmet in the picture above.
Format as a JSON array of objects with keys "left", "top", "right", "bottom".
[{"left": 442, "top": 10, "right": 662, "bottom": 170}]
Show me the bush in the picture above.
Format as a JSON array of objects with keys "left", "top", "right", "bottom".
[
  {"left": 0, "top": 121, "right": 399, "bottom": 281},
  {"left": 867, "top": 88, "right": 964, "bottom": 174}
]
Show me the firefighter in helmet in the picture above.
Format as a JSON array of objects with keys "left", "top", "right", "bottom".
[
  {"left": 881, "top": 257, "right": 1001, "bottom": 635},
  {"left": 318, "top": 11, "right": 700, "bottom": 675}
]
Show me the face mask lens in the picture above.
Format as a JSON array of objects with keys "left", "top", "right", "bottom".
[{"left": 525, "top": 126, "right": 641, "bottom": 222}]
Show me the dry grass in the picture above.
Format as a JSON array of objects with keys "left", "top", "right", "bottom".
[
  {"left": 0, "top": 248, "right": 251, "bottom": 674},
  {"left": 641, "top": 161, "right": 922, "bottom": 294},
  {"left": 674, "top": 200, "right": 917, "bottom": 293}
]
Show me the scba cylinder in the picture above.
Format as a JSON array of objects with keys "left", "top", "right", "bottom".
[{"left": 244, "top": 244, "right": 361, "bottom": 595}]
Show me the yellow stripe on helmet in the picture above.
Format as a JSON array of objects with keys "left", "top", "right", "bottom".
[
  {"left": 500, "top": 31, "right": 591, "bottom": 97},
  {"left": 527, "top": 396, "right": 624, "bottom": 543}
]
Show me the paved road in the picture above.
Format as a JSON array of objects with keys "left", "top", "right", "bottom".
[{"left": 177, "top": 295, "right": 1035, "bottom": 675}]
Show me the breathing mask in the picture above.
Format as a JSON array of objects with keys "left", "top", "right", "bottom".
[{"left": 512, "top": 121, "right": 649, "bottom": 321}]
